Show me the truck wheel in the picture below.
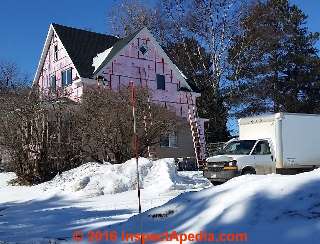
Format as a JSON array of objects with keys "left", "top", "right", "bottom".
[
  {"left": 241, "top": 167, "right": 256, "bottom": 175},
  {"left": 211, "top": 181, "right": 223, "bottom": 186}
]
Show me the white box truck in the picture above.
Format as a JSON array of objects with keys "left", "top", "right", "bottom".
[{"left": 203, "top": 113, "right": 320, "bottom": 183}]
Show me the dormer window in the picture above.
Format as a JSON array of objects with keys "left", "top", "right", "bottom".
[
  {"left": 139, "top": 45, "right": 148, "bottom": 55},
  {"left": 54, "top": 45, "right": 58, "bottom": 61}
]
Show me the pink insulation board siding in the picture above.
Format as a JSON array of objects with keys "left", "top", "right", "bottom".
[
  {"left": 37, "top": 30, "right": 81, "bottom": 100},
  {"left": 35, "top": 25, "right": 207, "bottom": 158},
  {"left": 95, "top": 30, "right": 207, "bottom": 155},
  {"left": 96, "top": 32, "right": 198, "bottom": 118}
]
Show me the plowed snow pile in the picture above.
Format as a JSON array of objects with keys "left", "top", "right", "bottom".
[
  {"left": 41, "top": 158, "right": 210, "bottom": 197},
  {"left": 0, "top": 158, "right": 210, "bottom": 243}
]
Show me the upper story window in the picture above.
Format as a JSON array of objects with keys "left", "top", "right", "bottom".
[
  {"left": 61, "top": 68, "right": 72, "bottom": 87},
  {"left": 54, "top": 45, "right": 58, "bottom": 61},
  {"left": 50, "top": 75, "right": 56, "bottom": 92},
  {"left": 156, "top": 74, "right": 165, "bottom": 90}
]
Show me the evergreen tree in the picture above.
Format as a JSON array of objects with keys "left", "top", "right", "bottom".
[{"left": 228, "top": 0, "right": 320, "bottom": 116}]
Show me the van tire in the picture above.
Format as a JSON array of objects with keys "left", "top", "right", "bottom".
[
  {"left": 211, "top": 181, "right": 223, "bottom": 186},
  {"left": 241, "top": 167, "right": 256, "bottom": 175}
]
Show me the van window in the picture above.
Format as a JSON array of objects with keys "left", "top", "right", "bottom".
[
  {"left": 252, "top": 140, "right": 271, "bottom": 155},
  {"left": 220, "top": 140, "right": 256, "bottom": 155}
]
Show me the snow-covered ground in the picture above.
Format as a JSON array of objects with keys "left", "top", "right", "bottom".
[
  {"left": 0, "top": 158, "right": 210, "bottom": 243},
  {"left": 113, "top": 169, "right": 320, "bottom": 244},
  {"left": 1, "top": 159, "right": 320, "bottom": 244}
]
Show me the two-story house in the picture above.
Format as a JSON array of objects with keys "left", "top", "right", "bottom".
[{"left": 33, "top": 23, "right": 207, "bottom": 163}]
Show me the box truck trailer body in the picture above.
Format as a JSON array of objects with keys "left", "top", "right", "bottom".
[{"left": 204, "top": 113, "right": 320, "bottom": 183}]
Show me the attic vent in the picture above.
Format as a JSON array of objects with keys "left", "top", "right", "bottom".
[{"left": 139, "top": 45, "right": 148, "bottom": 55}]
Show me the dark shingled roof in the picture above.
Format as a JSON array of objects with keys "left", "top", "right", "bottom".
[
  {"left": 52, "top": 23, "right": 119, "bottom": 78},
  {"left": 51, "top": 24, "right": 196, "bottom": 92}
]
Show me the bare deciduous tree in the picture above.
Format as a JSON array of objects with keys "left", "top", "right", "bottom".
[
  {"left": 0, "top": 87, "right": 83, "bottom": 184},
  {"left": 0, "top": 60, "right": 19, "bottom": 89},
  {"left": 78, "top": 86, "right": 180, "bottom": 163},
  {"left": 0, "top": 59, "right": 30, "bottom": 90},
  {"left": 108, "top": 0, "right": 248, "bottom": 142},
  {"left": 109, "top": 0, "right": 246, "bottom": 91}
]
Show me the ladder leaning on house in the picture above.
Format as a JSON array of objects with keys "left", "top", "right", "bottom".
[{"left": 186, "top": 92, "right": 205, "bottom": 169}]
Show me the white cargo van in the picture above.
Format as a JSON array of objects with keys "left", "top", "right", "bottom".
[{"left": 203, "top": 113, "right": 320, "bottom": 183}]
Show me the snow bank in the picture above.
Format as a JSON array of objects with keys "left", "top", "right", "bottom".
[
  {"left": 0, "top": 172, "right": 15, "bottom": 188},
  {"left": 114, "top": 169, "right": 320, "bottom": 244},
  {"left": 0, "top": 159, "right": 210, "bottom": 243},
  {"left": 41, "top": 158, "right": 210, "bottom": 197}
]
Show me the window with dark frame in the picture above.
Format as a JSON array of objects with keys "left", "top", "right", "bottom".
[
  {"left": 61, "top": 68, "right": 72, "bottom": 87},
  {"left": 160, "top": 132, "right": 178, "bottom": 148},
  {"left": 61, "top": 71, "right": 66, "bottom": 87},
  {"left": 160, "top": 135, "right": 169, "bottom": 148},
  {"left": 156, "top": 74, "right": 165, "bottom": 90},
  {"left": 54, "top": 45, "right": 58, "bottom": 61},
  {"left": 50, "top": 74, "right": 56, "bottom": 92}
]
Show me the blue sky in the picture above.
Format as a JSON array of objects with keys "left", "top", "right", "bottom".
[
  {"left": 0, "top": 0, "right": 118, "bottom": 79},
  {"left": 0, "top": 0, "right": 319, "bottom": 80}
]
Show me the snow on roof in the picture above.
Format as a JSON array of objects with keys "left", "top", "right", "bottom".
[
  {"left": 92, "top": 46, "right": 113, "bottom": 73},
  {"left": 178, "top": 68, "right": 187, "bottom": 80}
]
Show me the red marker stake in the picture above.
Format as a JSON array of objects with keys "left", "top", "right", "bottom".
[{"left": 130, "top": 81, "right": 142, "bottom": 214}]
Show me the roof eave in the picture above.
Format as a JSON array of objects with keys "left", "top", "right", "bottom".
[
  {"left": 33, "top": 24, "right": 82, "bottom": 86},
  {"left": 32, "top": 24, "right": 55, "bottom": 85}
]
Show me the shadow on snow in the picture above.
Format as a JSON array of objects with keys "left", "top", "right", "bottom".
[
  {"left": 0, "top": 195, "right": 134, "bottom": 242},
  {"left": 108, "top": 177, "right": 320, "bottom": 244}
]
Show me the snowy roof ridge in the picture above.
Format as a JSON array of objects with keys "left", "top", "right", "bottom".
[{"left": 92, "top": 47, "right": 114, "bottom": 73}]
